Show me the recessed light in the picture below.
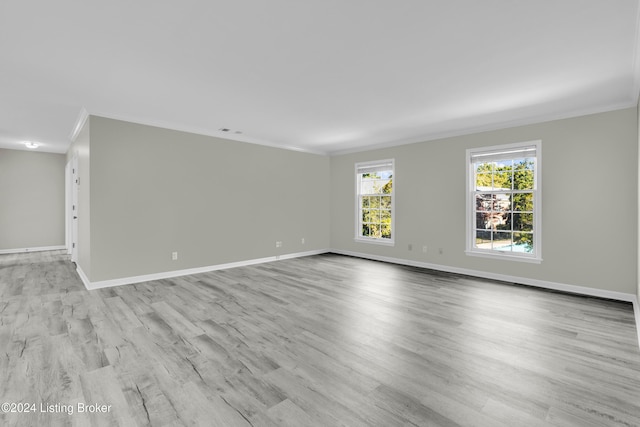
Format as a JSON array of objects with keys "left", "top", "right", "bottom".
[
  {"left": 219, "top": 128, "right": 230, "bottom": 132},
  {"left": 24, "top": 141, "right": 39, "bottom": 149}
]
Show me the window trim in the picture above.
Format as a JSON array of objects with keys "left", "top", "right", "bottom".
[
  {"left": 354, "top": 159, "right": 395, "bottom": 246},
  {"left": 465, "top": 141, "right": 542, "bottom": 263}
]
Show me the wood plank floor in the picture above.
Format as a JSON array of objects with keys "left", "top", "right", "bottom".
[{"left": 1, "top": 250, "right": 640, "bottom": 426}]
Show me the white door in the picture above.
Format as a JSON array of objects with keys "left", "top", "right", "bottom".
[
  {"left": 70, "top": 156, "right": 79, "bottom": 263},
  {"left": 65, "top": 161, "right": 71, "bottom": 255}
]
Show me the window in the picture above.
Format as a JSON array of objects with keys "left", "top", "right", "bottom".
[
  {"left": 355, "top": 159, "right": 394, "bottom": 245},
  {"left": 466, "top": 141, "right": 541, "bottom": 262}
]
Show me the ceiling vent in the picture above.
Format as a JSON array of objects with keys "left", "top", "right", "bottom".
[{"left": 219, "top": 128, "right": 242, "bottom": 134}]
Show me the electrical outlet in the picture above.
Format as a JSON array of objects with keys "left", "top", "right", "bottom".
[
  {"left": 276, "top": 241, "right": 282, "bottom": 248},
  {"left": 172, "top": 251, "right": 178, "bottom": 260},
  {"left": 422, "top": 245, "right": 428, "bottom": 253}
]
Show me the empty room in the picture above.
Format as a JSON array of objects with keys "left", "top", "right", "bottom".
[{"left": 2, "top": 1, "right": 640, "bottom": 426}]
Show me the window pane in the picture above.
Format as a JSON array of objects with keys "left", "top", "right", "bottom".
[
  {"left": 365, "top": 224, "right": 375, "bottom": 237},
  {"left": 381, "top": 178, "right": 393, "bottom": 194},
  {"left": 476, "top": 230, "right": 491, "bottom": 249},
  {"left": 512, "top": 193, "right": 533, "bottom": 211},
  {"left": 476, "top": 212, "right": 488, "bottom": 229},
  {"left": 476, "top": 173, "right": 492, "bottom": 190},
  {"left": 369, "top": 196, "right": 381, "bottom": 208},
  {"left": 381, "top": 209, "right": 391, "bottom": 221},
  {"left": 380, "top": 196, "right": 391, "bottom": 209},
  {"left": 513, "top": 232, "right": 534, "bottom": 253},
  {"left": 475, "top": 230, "right": 492, "bottom": 249},
  {"left": 475, "top": 162, "right": 493, "bottom": 174},
  {"left": 381, "top": 223, "right": 391, "bottom": 238},
  {"left": 495, "top": 213, "right": 512, "bottom": 231},
  {"left": 362, "top": 224, "right": 371, "bottom": 237},
  {"left": 476, "top": 194, "right": 493, "bottom": 211},
  {"left": 493, "top": 232, "right": 512, "bottom": 250},
  {"left": 494, "top": 194, "right": 511, "bottom": 211},
  {"left": 361, "top": 196, "right": 369, "bottom": 208},
  {"left": 513, "top": 212, "right": 533, "bottom": 231},
  {"left": 360, "top": 180, "right": 374, "bottom": 194},
  {"left": 512, "top": 157, "right": 535, "bottom": 170},
  {"left": 493, "top": 171, "right": 511, "bottom": 190},
  {"left": 514, "top": 170, "right": 534, "bottom": 190},
  {"left": 484, "top": 212, "right": 508, "bottom": 230},
  {"left": 495, "top": 159, "right": 513, "bottom": 169},
  {"left": 362, "top": 209, "right": 370, "bottom": 222}
]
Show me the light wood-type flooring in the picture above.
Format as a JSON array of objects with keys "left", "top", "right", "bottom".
[{"left": 1, "top": 250, "right": 640, "bottom": 426}]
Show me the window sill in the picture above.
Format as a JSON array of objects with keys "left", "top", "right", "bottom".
[
  {"left": 465, "top": 250, "right": 542, "bottom": 264},
  {"left": 354, "top": 237, "right": 395, "bottom": 247}
]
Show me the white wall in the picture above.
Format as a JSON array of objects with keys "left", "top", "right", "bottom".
[
  {"left": 0, "top": 149, "right": 66, "bottom": 251},
  {"left": 65, "top": 109, "right": 638, "bottom": 297},
  {"left": 81, "top": 116, "right": 330, "bottom": 283},
  {"left": 331, "top": 108, "right": 638, "bottom": 295},
  {"left": 637, "top": 100, "right": 640, "bottom": 304}
]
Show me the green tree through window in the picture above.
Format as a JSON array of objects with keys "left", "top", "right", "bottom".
[{"left": 356, "top": 160, "right": 394, "bottom": 243}]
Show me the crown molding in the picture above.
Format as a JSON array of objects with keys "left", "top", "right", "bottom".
[
  {"left": 327, "top": 102, "right": 638, "bottom": 156},
  {"left": 632, "top": 2, "right": 640, "bottom": 105},
  {"left": 69, "top": 107, "right": 89, "bottom": 143},
  {"left": 66, "top": 100, "right": 637, "bottom": 158},
  {"left": 86, "top": 110, "right": 330, "bottom": 156}
]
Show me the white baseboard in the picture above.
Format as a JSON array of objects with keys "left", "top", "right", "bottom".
[
  {"left": 330, "top": 249, "right": 637, "bottom": 303},
  {"left": 74, "top": 247, "right": 640, "bottom": 350},
  {"left": 78, "top": 246, "right": 637, "bottom": 301},
  {"left": 0, "top": 245, "right": 66, "bottom": 255},
  {"left": 79, "top": 249, "right": 330, "bottom": 290},
  {"left": 76, "top": 265, "right": 91, "bottom": 290}
]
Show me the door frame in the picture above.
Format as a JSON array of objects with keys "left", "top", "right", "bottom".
[
  {"left": 66, "top": 155, "right": 79, "bottom": 263},
  {"left": 65, "top": 161, "right": 71, "bottom": 255}
]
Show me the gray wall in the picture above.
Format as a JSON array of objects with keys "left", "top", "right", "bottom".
[
  {"left": 0, "top": 148, "right": 66, "bottom": 251},
  {"left": 331, "top": 108, "right": 638, "bottom": 294},
  {"left": 85, "top": 116, "right": 330, "bottom": 282}
]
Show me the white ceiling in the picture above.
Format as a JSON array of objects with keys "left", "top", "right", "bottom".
[{"left": 1, "top": 1, "right": 639, "bottom": 155}]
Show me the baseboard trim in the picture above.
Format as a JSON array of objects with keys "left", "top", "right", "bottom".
[
  {"left": 78, "top": 247, "right": 636, "bottom": 301},
  {"left": 79, "top": 249, "right": 330, "bottom": 290},
  {"left": 74, "top": 247, "right": 640, "bottom": 349},
  {"left": 0, "top": 245, "right": 66, "bottom": 255},
  {"left": 76, "top": 265, "right": 91, "bottom": 290},
  {"left": 330, "top": 249, "right": 637, "bottom": 303}
]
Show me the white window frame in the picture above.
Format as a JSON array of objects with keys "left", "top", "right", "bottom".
[
  {"left": 354, "top": 159, "right": 395, "bottom": 246},
  {"left": 465, "top": 141, "right": 542, "bottom": 263}
]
